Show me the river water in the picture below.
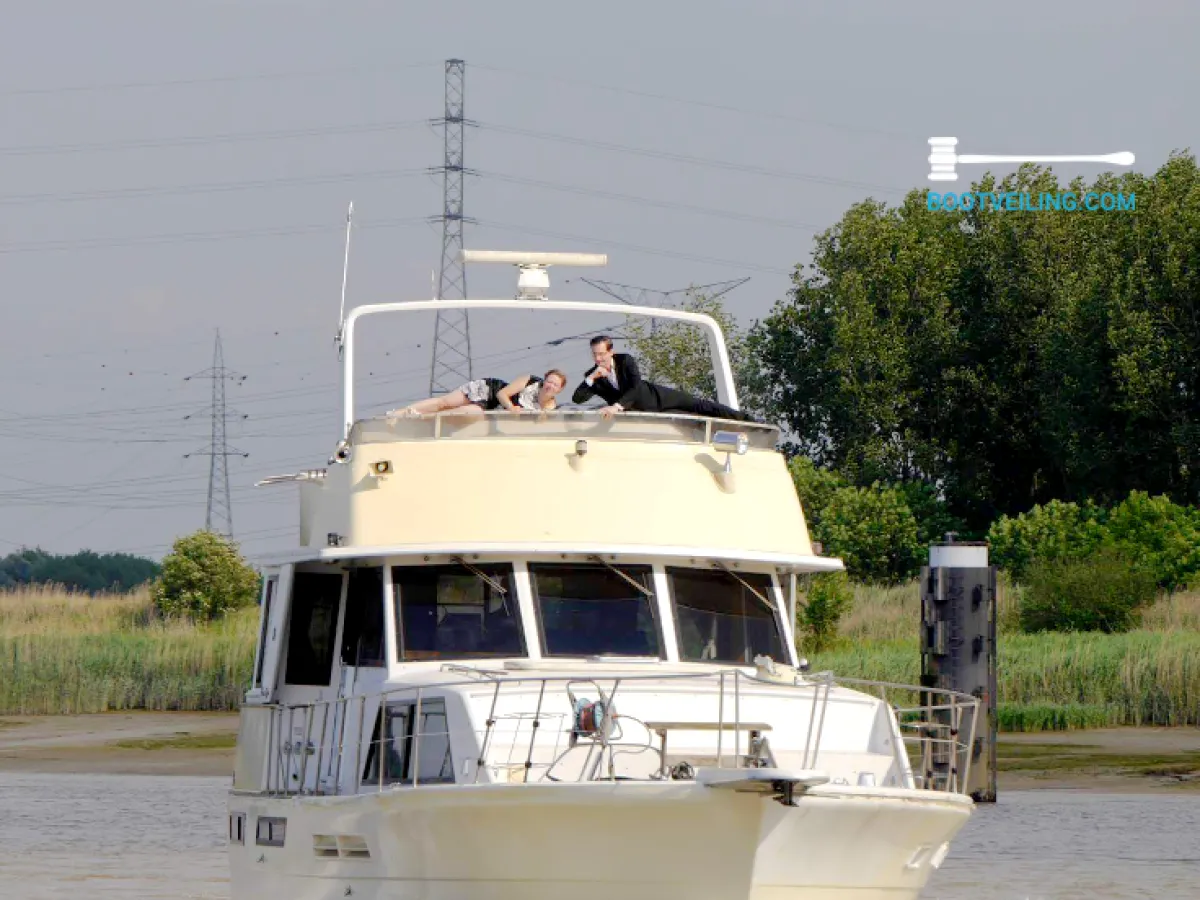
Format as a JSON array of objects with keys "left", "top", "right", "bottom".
[{"left": 0, "top": 773, "right": 1195, "bottom": 899}]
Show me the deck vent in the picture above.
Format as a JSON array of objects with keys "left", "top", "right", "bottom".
[{"left": 314, "top": 834, "right": 372, "bottom": 860}]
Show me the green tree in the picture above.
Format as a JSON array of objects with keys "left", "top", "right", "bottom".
[
  {"left": 1104, "top": 491, "right": 1200, "bottom": 591},
  {"left": 0, "top": 547, "right": 159, "bottom": 592},
  {"left": 152, "top": 530, "right": 261, "bottom": 620},
  {"left": 986, "top": 499, "right": 1109, "bottom": 580},
  {"left": 625, "top": 291, "right": 748, "bottom": 398},
  {"left": 747, "top": 154, "right": 1200, "bottom": 531},
  {"left": 797, "top": 571, "right": 853, "bottom": 652},
  {"left": 814, "top": 483, "right": 923, "bottom": 584},
  {"left": 786, "top": 456, "right": 845, "bottom": 527}
]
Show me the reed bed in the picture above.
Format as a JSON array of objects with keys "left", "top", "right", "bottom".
[
  {"left": 3, "top": 583, "right": 1199, "bottom": 730},
  {"left": 811, "top": 582, "right": 1200, "bottom": 730},
  {"left": 0, "top": 585, "right": 256, "bottom": 715}
]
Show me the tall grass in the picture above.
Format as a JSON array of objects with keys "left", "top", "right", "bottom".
[
  {"left": 4, "top": 582, "right": 1199, "bottom": 729},
  {"left": 808, "top": 581, "right": 1200, "bottom": 729},
  {"left": 0, "top": 585, "right": 256, "bottom": 715}
]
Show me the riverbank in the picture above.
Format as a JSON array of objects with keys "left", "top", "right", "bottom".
[
  {"left": 0, "top": 712, "right": 237, "bottom": 776},
  {"left": 2, "top": 583, "right": 1198, "bottom": 730},
  {"left": 2, "top": 712, "right": 1197, "bottom": 791}
]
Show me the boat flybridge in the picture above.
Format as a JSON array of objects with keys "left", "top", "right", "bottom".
[{"left": 229, "top": 251, "right": 979, "bottom": 900}]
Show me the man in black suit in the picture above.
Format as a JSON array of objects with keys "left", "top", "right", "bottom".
[{"left": 571, "top": 335, "right": 758, "bottom": 422}]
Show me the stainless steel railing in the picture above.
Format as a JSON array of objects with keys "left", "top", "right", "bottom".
[{"left": 251, "top": 668, "right": 978, "bottom": 798}]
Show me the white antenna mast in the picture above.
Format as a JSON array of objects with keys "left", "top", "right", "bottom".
[{"left": 335, "top": 201, "right": 354, "bottom": 357}]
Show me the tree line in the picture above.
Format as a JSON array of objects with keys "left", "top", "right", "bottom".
[
  {"left": 635, "top": 153, "right": 1200, "bottom": 588},
  {"left": 0, "top": 547, "right": 160, "bottom": 593}
]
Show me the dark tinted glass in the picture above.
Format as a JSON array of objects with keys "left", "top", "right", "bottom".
[
  {"left": 393, "top": 565, "right": 522, "bottom": 660},
  {"left": 531, "top": 564, "right": 661, "bottom": 658},
  {"left": 668, "top": 568, "right": 784, "bottom": 664},
  {"left": 284, "top": 572, "right": 342, "bottom": 685},
  {"left": 341, "top": 567, "right": 384, "bottom": 667},
  {"left": 254, "top": 577, "right": 276, "bottom": 686}
]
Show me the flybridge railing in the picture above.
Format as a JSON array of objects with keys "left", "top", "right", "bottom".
[
  {"left": 350, "top": 409, "right": 779, "bottom": 449},
  {"left": 253, "top": 669, "right": 979, "bottom": 799}
]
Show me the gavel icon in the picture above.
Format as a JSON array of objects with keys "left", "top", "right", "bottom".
[{"left": 928, "top": 137, "right": 1135, "bottom": 182}]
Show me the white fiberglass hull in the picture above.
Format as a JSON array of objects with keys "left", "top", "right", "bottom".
[{"left": 229, "top": 783, "right": 971, "bottom": 900}]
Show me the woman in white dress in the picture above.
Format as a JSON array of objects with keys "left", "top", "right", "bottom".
[{"left": 390, "top": 369, "right": 567, "bottom": 417}]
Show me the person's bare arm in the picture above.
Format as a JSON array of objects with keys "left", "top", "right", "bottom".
[{"left": 496, "top": 375, "right": 532, "bottom": 410}]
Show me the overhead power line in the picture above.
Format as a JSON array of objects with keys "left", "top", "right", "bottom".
[
  {"left": 0, "top": 61, "right": 440, "bottom": 98},
  {"left": 471, "top": 63, "right": 917, "bottom": 143},
  {"left": 0, "top": 168, "right": 427, "bottom": 207},
  {"left": 475, "top": 121, "right": 904, "bottom": 195},
  {"left": 0, "top": 119, "right": 430, "bottom": 157}
]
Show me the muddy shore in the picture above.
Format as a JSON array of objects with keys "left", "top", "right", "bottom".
[{"left": 2, "top": 713, "right": 1198, "bottom": 790}]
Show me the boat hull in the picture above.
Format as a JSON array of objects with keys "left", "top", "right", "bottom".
[{"left": 229, "top": 782, "right": 971, "bottom": 900}]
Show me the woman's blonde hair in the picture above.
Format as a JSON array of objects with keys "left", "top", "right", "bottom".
[{"left": 543, "top": 368, "right": 567, "bottom": 386}]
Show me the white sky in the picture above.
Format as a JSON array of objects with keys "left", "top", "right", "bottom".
[{"left": 2, "top": 0, "right": 1195, "bottom": 561}]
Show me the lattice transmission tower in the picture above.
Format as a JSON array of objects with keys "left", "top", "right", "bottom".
[
  {"left": 184, "top": 330, "right": 247, "bottom": 537},
  {"left": 429, "top": 58, "right": 475, "bottom": 393}
]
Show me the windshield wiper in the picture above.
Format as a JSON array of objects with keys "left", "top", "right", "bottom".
[
  {"left": 588, "top": 555, "right": 655, "bottom": 598},
  {"left": 451, "top": 556, "right": 508, "bottom": 595},
  {"left": 715, "top": 562, "right": 777, "bottom": 612}
]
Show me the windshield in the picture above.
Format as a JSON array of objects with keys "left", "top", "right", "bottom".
[
  {"left": 392, "top": 564, "right": 524, "bottom": 660},
  {"left": 530, "top": 563, "right": 662, "bottom": 658},
  {"left": 667, "top": 568, "right": 784, "bottom": 664}
]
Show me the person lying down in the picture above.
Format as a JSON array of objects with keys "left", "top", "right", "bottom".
[{"left": 388, "top": 370, "right": 567, "bottom": 418}]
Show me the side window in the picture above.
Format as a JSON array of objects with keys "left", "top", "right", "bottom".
[
  {"left": 284, "top": 572, "right": 343, "bottom": 686},
  {"left": 341, "top": 567, "right": 384, "bottom": 667},
  {"left": 255, "top": 816, "right": 286, "bottom": 847},
  {"left": 362, "top": 698, "right": 453, "bottom": 786},
  {"left": 393, "top": 565, "right": 523, "bottom": 661},
  {"left": 253, "top": 576, "right": 278, "bottom": 688}
]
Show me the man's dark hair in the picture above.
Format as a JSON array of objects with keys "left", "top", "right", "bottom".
[{"left": 589, "top": 335, "right": 614, "bottom": 350}]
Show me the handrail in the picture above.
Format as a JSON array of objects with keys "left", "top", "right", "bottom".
[{"left": 250, "top": 669, "right": 979, "bottom": 800}]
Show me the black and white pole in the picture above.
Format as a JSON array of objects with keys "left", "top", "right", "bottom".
[{"left": 920, "top": 535, "right": 997, "bottom": 802}]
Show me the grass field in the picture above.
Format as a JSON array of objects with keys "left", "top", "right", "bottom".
[
  {"left": 2, "top": 581, "right": 1198, "bottom": 730},
  {"left": 0, "top": 585, "right": 256, "bottom": 715}
]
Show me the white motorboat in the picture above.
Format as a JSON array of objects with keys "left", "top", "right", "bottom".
[{"left": 228, "top": 251, "right": 979, "bottom": 900}]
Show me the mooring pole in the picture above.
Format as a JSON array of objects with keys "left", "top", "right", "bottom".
[{"left": 920, "top": 535, "right": 997, "bottom": 802}]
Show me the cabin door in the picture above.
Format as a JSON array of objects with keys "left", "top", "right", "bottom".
[{"left": 329, "top": 565, "right": 387, "bottom": 793}]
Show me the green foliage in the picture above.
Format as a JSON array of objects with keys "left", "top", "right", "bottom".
[
  {"left": 1020, "top": 549, "right": 1158, "bottom": 633},
  {"left": 797, "top": 571, "right": 853, "bottom": 652},
  {"left": 997, "top": 703, "right": 1122, "bottom": 732},
  {"left": 625, "top": 291, "right": 748, "bottom": 397},
  {"left": 747, "top": 155, "right": 1200, "bottom": 531},
  {"left": 815, "top": 483, "right": 924, "bottom": 584},
  {"left": 151, "top": 530, "right": 261, "bottom": 621},
  {"left": 987, "top": 499, "right": 1108, "bottom": 580},
  {"left": 786, "top": 456, "right": 846, "bottom": 525},
  {"left": 1105, "top": 491, "right": 1200, "bottom": 591},
  {"left": 987, "top": 492, "right": 1200, "bottom": 591},
  {"left": 0, "top": 547, "right": 159, "bottom": 593},
  {"left": 893, "top": 480, "right": 965, "bottom": 547}
]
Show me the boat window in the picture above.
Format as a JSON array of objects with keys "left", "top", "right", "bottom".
[
  {"left": 361, "top": 698, "right": 453, "bottom": 785},
  {"left": 392, "top": 564, "right": 523, "bottom": 660},
  {"left": 530, "top": 563, "right": 662, "bottom": 658},
  {"left": 253, "top": 575, "right": 277, "bottom": 687},
  {"left": 284, "top": 572, "right": 343, "bottom": 686},
  {"left": 341, "top": 567, "right": 385, "bottom": 667},
  {"left": 667, "top": 568, "right": 784, "bottom": 665}
]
